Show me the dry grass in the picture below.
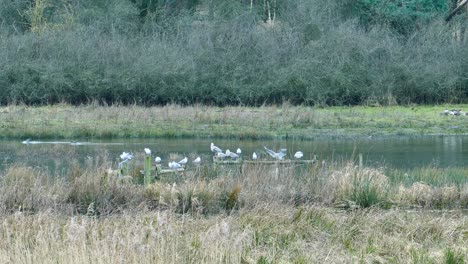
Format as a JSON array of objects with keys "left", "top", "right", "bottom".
[
  {"left": 0, "top": 156, "right": 466, "bottom": 214},
  {"left": 0, "top": 205, "right": 465, "bottom": 263},
  {"left": 0, "top": 158, "right": 467, "bottom": 262},
  {"left": 0, "top": 104, "right": 467, "bottom": 139}
]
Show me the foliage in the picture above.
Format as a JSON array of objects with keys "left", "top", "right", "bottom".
[
  {"left": 343, "top": 0, "right": 450, "bottom": 34},
  {"left": 0, "top": 0, "right": 467, "bottom": 106}
]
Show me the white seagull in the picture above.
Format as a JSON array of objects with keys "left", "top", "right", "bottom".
[
  {"left": 226, "top": 149, "right": 239, "bottom": 159},
  {"left": 120, "top": 152, "right": 134, "bottom": 160},
  {"left": 252, "top": 152, "right": 258, "bottom": 160},
  {"left": 216, "top": 152, "right": 227, "bottom": 158},
  {"left": 144, "top": 148, "right": 151, "bottom": 155},
  {"left": 236, "top": 148, "right": 242, "bottom": 154},
  {"left": 193, "top": 157, "right": 201, "bottom": 164},
  {"left": 210, "top": 142, "right": 223, "bottom": 153},
  {"left": 154, "top": 156, "right": 162, "bottom": 163},
  {"left": 264, "top": 146, "right": 287, "bottom": 160},
  {"left": 179, "top": 157, "right": 188, "bottom": 165},
  {"left": 168, "top": 161, "right": 182, "bottom": 169},
  {"left": 294, "top": 151, "right": 304, "bottom": 159}
]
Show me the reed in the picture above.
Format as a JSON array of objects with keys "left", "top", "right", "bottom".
[
  {"left": 0, "top": 155, "right": 466, "bottom": 215},
  {"left": 0, "top": 205, "right": 465, "bottom": 263},
  {"left": 0, "top": 156, "right": 466, "bottom": 262}
]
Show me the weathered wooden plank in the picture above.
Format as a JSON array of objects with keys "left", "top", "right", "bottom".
[{"left": 243, "top": 160, "right": 316, "bottom": 164}]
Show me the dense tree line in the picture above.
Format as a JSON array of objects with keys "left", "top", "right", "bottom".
[{"left": 0, "top": 0, "right": 467, "bottom": 106}]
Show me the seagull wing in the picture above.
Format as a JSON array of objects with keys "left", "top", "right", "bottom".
[
  {"left": 277, "top": 149, "right": 287, "bottom": 159},
  {"left": 263, "top": 146, "right": 277, "bottom": 158}
]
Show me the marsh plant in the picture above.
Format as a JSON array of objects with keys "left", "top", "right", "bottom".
[
  {"left": 0, "top": 154, "right": 466, "bottom": 216},
  {"left": 0, "top": 154, "right": 467, "bottom": 262}
]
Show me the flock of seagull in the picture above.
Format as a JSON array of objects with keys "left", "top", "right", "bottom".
[
  {"left": 210, "top": 142, "right": 303, "bottom": 161},
  {"left": 442, "top": 109, "right": 467, "bottom": 116},
  {"left": 118, "top": 142, "right": 305, "bottom": 170}
]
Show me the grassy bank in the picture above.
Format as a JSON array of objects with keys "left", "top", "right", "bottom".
[
  {"left": 0, "top": 157, "right": 467, "bottom": 263},
  {"left": 1, "top": 104, "right": 468, "bottom": 140}
]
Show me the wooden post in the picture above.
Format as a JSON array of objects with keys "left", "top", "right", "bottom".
[
  {"left": 144, "top": 154, "right": 152, "bottom": 186},
  {"left": 154, "top": 164, "right": 161, "bottom": 180},
  {"left": 358, "top": 153, "right": 363, "bottom": 169},
  {"left": 124, "top": 162, "right": 129, "bottom": 176},
  {"left": 118, "top": 161, "right": 128, "bottom": 177}
]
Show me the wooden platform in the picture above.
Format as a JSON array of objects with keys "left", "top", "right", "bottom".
[
  {"left": 213, "top": 158, "right": 316, "bottom": 165},
  {"left": 154, "top": 165, "right": 185, "bottom": 175}
]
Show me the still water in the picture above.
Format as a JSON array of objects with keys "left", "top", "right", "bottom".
[{"left": 0, "top": 136, "right": 467, "bottom": 174}]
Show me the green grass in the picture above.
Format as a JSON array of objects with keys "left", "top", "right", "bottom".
[
  {"left": 445, "top": 248, "right": 466, "bottom": 264},
  {"left": 387, "top": 167, "right": 468, "bottom": 187},
  {"left": 1, "top": 104, "right": 468, "bottom": 140}
]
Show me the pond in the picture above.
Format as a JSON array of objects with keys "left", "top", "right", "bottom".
[{"left": 1, "top": 136, "right": 467, "bottom": 175}]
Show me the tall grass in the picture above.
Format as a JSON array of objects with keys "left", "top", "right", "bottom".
[
  {"left": 0, "top": 161, "right": 467, "bottom": 262},
  {"left": 0, "top": 156, "right": 466, "bottom": 262},
  {"left": 0, "top": 205, "right": 466, "bottom": 263},
  {"left": 0, "top": 0, "right": 467, "bottom": 106},
  {"left": 0, "top": 155, "right": 466, "bottom": 215}
]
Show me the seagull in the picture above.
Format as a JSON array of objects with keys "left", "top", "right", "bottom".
[
  {"left": 226, "top": 149, "right": 239, "bottom": 159},
  {"left": 264, "top": 146, "right": 287, "bottom": 160},
  {"left": 210, "top": 142, "right": 223, "bottom": 153},
  {"left": 179, "top": 157, "right": 188, "bottom": 165},
  {"left": 215, "top": 152, "right": 227, "bottom": 158},
  {"left": 252, "top": 152, "right": 258, "bottom": 160},
  {"left": 294, "top": 151, "right": 304, "bottom": 159},
  {"left": 154, "top": 156, "right": 161, "bottom": 163},
  {"left": 120, "top": 152, "right": 134, "bottom": 160},
  {"left": 193, "top": 157, "right": 201, "bottom": 164},
  {"left": 144, "top": 148, "right": 151, "bottom": 155},
  {"left": 447, "top": 109, "right": 462, "bottom": 116},
  {"left": 168, "top": 161, "right": 182, "bottom": 169},
  {"left": 236, "top": 148, "right": 242, "bottom": 154}
]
